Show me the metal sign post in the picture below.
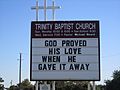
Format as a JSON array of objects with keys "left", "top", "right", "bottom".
[
  {"left": 31, "top": 1, "right": 100, "bottom": 90},
  {"left": 31, "top": 0, "right": 60, "bottom": 90},
  {"left": 36, "top": 0, "right": 39, "bottom": 21},
  {"left": 36, "top": 81, "right": 38, "bottom": 90},
  {"left": 31, "top": 0, "right": 60, "bottom": 21},
  {"left": 52, "top": 81, "right": 55, "bottom": 90},
  {"left": 93, "top": 81, "right": 96, "bottom": 90},
  {"left": 88, "top": 82, "right": 91, "bottom": 90},
  {"left": 44, "top": 0, "right": 47, "bottom": 21}
]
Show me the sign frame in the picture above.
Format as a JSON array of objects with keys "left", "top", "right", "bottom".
[{"left": 30, "top": 20, "right": 100, "bottom": 81}]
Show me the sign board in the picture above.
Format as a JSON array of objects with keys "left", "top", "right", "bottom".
[{"left": 30, "top": 21, "right": 100, "bottom": 81}]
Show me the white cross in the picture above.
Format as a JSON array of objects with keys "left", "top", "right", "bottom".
[{"left": 31, "top": 0, "right": 61, "bottom": 21}]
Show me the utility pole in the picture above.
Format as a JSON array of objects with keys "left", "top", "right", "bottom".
[
  {"left": 10, "top": 80, "right": 13, "bottom": 86},
  {"left": 18, "top": 53, "right": 22, "bottom": 90}
]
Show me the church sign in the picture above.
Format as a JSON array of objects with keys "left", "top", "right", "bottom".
[{"left": 30, "top": 21, "right": 100, "bottom": 81}]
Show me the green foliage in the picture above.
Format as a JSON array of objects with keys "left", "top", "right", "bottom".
[
  {"left": 0, "top": 77, "right": 4, "bottom": 83},
  {"left": 8, "top": 79, "right": 34, "bottom": 90},
  {"left": 20, "top": 79, "right": 34, "bottom": 90},
  {"left": 96, "top": 85, "right": 106, "bottom": 90},
  {"left": 8, "top": 85, "right": 19, "bottom": 90},
  {"left": 56, "top": 81, "right": 88, "bottom": 90},
  {"left": 105, "top": 70, "right": 120, "bottom": 90},
  {"left": 20, "top": 79, "right": 33, "bottom": 89},
  {"left": 0, "top": 77, "right": 4, "bottom": 90},
  {"left": 113, "top": 70, "right": 120, "bottom": 79}
]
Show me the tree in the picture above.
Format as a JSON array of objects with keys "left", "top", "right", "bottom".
[
  {"left": 0, "top": 77, "right": 4, "bottom": 90},
  {"left": 20, "top": 79, "right": 34, "bottom": 90},
  {"left": 105, "top": 70, "right": 120, "bottom": 90},
  {"left": 56, "top": 81, "right": 88, "bottom": 90},
  {"left": 0, "top": 78, "right": 4, "bottom": 82},
  {"left": 8, "top": 85, "right": 19, "bottom": 90},
  {"left": 113, "top": 70, "right": 120, "bottom": 79},
  {"left": 8, "top": 79, "right": 34, "bottom": 90},
  {"left": 96, "top": 85, "right": 106, "bottom": 90}
]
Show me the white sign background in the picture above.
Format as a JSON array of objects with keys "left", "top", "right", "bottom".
[{"left": 31, "top": 38, "right": 99, "bottom": 80}]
